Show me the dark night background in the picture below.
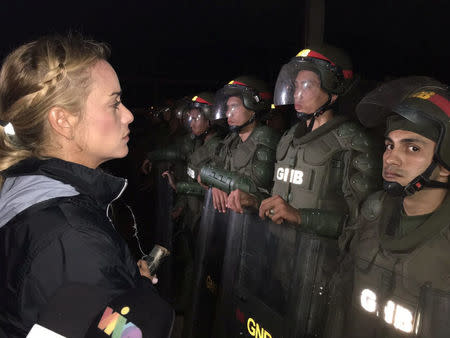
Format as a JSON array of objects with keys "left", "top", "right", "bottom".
[
  {"left": 1, "top": 1, "right": 449, "bottom": 330},
  {"left": 1, "top": 0, "right": 449, "bottom": 109}
]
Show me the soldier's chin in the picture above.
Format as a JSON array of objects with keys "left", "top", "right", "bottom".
[{"left": 383, "top": 180, "right": 405, "bottom": 196}]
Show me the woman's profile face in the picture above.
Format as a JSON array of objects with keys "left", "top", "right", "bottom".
[{"left": 74, "top": 60, "right": 134, "bottom": 168}]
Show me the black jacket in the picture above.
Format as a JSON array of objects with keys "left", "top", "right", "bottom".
[{"left": 0, "top": 158, "right": 154, "bottom": 337}]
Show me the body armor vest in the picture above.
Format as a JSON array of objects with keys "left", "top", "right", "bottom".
[
  {"left": 187, "top": 134, "right": 222, "bottom": 181},
  {"left": 214, "top": 124, "right": 279, "bottom": 192},
  {"left": 348, "top": 192, "right": 450, "bottom": 337},
  {"left": 272, "top": 116, "right": 353, "bottom": 210}
]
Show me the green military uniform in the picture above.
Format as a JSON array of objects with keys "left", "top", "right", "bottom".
[
  {"left": 172, "top": 133, "right": 224, "bottom": 312},
  {"left": 211, "top": 123, "right": 280, "bottom": 196},
  {"left": 176, "top": 133, "right": 223, "bottom": 232},
  {"left": 272, "top": 116, "right": 380, "bottom": 238},
  {"left": 324, "top": 78, "right": 450, "bottom": 338},
  {"left": 328, "top": 191, "right": 450, "bottom": 338}
]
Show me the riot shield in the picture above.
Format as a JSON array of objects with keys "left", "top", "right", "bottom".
[
  {"left": 324, "top": 256, "right": 450, "bottom": 338},
  {"left": 213, "top": 211, "right": 340, "bottom": 338},
  {"left": 183, "top": 189, "right": 237, "bottom": 338}
]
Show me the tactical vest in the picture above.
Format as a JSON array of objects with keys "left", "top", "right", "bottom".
[
  {"left": 272, "top": 116, "right": 366, "bottom": 211},
  {"left": 214, "top": 124, "right": 279, "bottom": 192},
  {"left": 348, "top": 192, "right": 450, "bottom": 337},
  {"left": 179, "top": 135, "right": 223, "bottom": 229},
  {"left": 186, "top": 134, "right": 222, "bottom": 181}
]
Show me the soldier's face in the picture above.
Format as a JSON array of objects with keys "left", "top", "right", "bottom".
[
  {"left": 226, "top": 96, "right": 254, "bottom": 127},
  {"left": 189, "top": 108, "right": 209, "bottom": 136},
  {"left": 293, "top": 70, "right": 330, "bottom": 114},
  {"left": 383, "top": 129, "right": 436, "bottom": 186}
]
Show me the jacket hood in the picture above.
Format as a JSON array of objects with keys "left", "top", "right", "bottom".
[{"left": 0, "top": 175, "right": 79, "bottom": 228}]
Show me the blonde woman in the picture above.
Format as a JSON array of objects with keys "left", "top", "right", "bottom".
[{"left": 0, "top": 35, "right": 165, "bottom": 336}]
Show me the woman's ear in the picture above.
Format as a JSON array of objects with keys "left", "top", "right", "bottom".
[{"left": 47, "top": 107, "right": 77, "bottom": 140}]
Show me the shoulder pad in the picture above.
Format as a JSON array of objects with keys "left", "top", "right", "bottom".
[
  {"left": 251, "top": 125, "right": 281, "bottom": 150},
  {"left": 360, "top": 190, "right": 385, "bottom": 222},
  {"left": 205, "top": 135, "right": 222, "bottom": 153},
  {"left": 335, "top": 121, "right": 362, "bottom": 138},
  {"left": 255, "top": 145, "right": 276, "bottom": 163},
  {"left": 352, "top": 152, "right": 381, "bottom": 173},
  {"left": 275, "top": 123, "right": 298, "bottom": 161},
  {"left": 335, "top": 121, "right": 377, "bottom": 153},
  {"left": 179, "top": 139, "right": 195, "bottom": 155}
]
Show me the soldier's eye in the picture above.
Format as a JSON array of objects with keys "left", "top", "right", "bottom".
[{"left": 408, "top": 145, "right": 420, "bottom": 152}]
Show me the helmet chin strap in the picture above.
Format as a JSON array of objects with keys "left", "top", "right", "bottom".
[
  {"left": 193, "top": 130, "right": 208, "bottom": 140},
  {"left": 384, "top": 160, "right": 448, "bottom": 197},
  {"left": 297, "top": 93, "right": 332, "bottom": 132},
  {"left": 229, "top": 113, "right": 256, "bottom": 133}
]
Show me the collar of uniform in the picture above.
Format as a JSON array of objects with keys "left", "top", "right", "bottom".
[
  {"left": 381, "top": 193, "right": 450, "bottom": 253},
  {"left": 293, "top": 115, "right": 349, "bottom": 146},
  {"left": 2, "top": 157, "right": 127, "bottom": 210}
]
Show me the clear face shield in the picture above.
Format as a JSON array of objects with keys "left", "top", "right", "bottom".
[
  {"left": 212, "top": 85, "right": 252, "bottom": 121},
  {"left": 188, "top": 107, "right": 209, "bottom": 136},
  {"left": 225, "top": 97, "right": 247, "bottom": 119},
  {"left": 274, "top": 63, "right": 297, "bottom": 106},
  {"left": 293, "top": 78, "right": 322, "bottom": 106},
  {"left": 274, "top": 62, "right": 322, "bottom": 106},
  {"left": 173, "top": 98, "right": 191, "bottom": 131},
  {"left": 187, "top": 108, "right": 206, "bottom": 123},
  {"left": 212, "top": 87, "right": 232, "bottom": 121}
]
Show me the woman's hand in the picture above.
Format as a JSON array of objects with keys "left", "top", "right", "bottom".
[{"left": 137, "top": 259, "right": 158, "bottom": 284}]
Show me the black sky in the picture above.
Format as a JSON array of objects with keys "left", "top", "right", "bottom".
[{"left": 1, "top": 0, "right": 449, "bottom": 108}]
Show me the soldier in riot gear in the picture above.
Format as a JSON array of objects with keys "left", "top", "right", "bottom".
[
  {"left": 325, "top": 78, "right": 450, "bottom": 338},
  {"left": 141, "top": 99, "right": 193, "bottom": 176},
  {"left": 169, "top": 92, "right": 226, "bottom": 223},
  {"left": 162, "top": 92, "right": 226, "bottom": 312},
  {"left": 247, "top": 44, "right": 382, "bottom": 238},
  {"left": 199, "top": 76, "right": 281, "bottom": 212}
]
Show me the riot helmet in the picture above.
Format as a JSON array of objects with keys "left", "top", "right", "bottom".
[
  {"left": 189, "top": 92, "right": 215, "bottom": 120},
  {"left": 358, "top": 77, "right": 449, "bottom": 197},
  {"left": 172, "top": 97, "right": 192, "bottom": 132},
  {"left": 213, "top": 76, "right": 272, "bottom": 133},
  {"left": 274, "top": 44, "right": 355, "bottom": 131},
  {"left": 356, "top": 76, "right": 443, "bottom": 128},
  {"left": 188, "top": 92, "right": 215, "bottom": 137}
]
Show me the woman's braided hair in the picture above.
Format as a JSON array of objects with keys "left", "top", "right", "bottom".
[{"left": 0, "top": 34, "right": 110, "bottom": 185}]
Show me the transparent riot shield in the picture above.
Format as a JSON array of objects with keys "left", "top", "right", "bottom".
[
  {"left": 325, "top": 256, "right": 450, "bottom": 338},
  {"left": 213, "top": 211, "right": 340, "bottom": 338},
  {"left": 183, "top": 189, "right": 239, "bottom": 338}
]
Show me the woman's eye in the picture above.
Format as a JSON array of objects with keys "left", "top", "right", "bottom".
[
  {"left": 408, "top": 145, "right": 420, "bottom": 152},
  {"left": 113, "top": 100, "right": 121, "bottom": 109},
  {"left": 385, "top": 144, "right": 394, "bottom": 150}
]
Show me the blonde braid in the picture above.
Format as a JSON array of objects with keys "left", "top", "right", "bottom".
[{"left": 0, "top": 34, "right": 110, "bottom": 186}]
